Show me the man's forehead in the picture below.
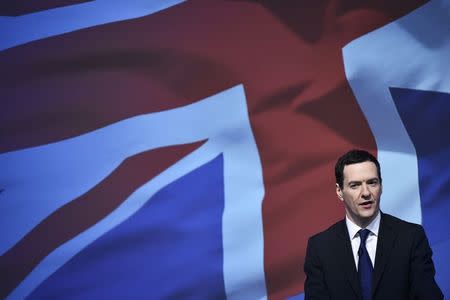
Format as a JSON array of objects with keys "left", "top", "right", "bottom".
[{"left": 343, "top": 161, "right": 379, "bottom": 181}]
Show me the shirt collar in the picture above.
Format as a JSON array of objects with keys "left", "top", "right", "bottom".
[{"left": 346, "top": 211, "right": 381, "bottom": 239}]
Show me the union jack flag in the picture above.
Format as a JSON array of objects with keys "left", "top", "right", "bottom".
[{"left": 1, "top": 1, "right": 449, "bottom": 299}]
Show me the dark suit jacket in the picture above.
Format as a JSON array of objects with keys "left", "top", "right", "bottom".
[{"left": 304, "top": 213, "right": 443, "bottom": 300}]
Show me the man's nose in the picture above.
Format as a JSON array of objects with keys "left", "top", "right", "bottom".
[{"left": 361, "top": 184, "right": 371, "bottom": 198}]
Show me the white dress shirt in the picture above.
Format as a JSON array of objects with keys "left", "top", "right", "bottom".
[{"left": 346, "top": 211, "right": 380, "bottom": 270}]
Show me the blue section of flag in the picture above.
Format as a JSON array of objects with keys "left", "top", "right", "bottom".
[
  {"left": 390, "top": 87, "right": 450, "bottom": 296},
  {"left": 28, "top": 154, "right": 226, "bottom": 299}
]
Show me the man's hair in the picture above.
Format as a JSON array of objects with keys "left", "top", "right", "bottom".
[{"left": 335, "top": 149, "right": 382, "bottom": 189}]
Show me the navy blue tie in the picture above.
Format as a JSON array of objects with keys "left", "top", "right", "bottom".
[{"left": 358, "top": 229, "right": 373, "bottom": 300}]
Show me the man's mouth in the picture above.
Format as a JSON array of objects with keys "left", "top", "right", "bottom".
[{"left": 359, "top": 201, "right": 374, "bottom": 208}]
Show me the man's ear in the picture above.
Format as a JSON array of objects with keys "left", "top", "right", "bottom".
[{"left": 336, "top": 183, "right": 344, "bottom": 201}]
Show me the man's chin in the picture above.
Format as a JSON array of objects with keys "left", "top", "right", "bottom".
[{"left": 359, "top": 209, "right": 378, "bottom": 220}]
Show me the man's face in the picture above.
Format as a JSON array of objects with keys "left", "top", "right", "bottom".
[{"left": 336, "top": 161, "right": 382, "bottom": 227}]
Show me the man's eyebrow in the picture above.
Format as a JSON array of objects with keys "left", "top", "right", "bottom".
[
  {"left": 367, "top": 177, "right": 380, "bottom": 182},
  {"left": 347, "top": 178, "right": 379, "bottom": 185},
  {"left": 347, "top": 181, "right": 362, "bottom": 185}
]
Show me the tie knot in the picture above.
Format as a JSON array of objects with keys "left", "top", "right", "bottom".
[{"left": 359, "top": 229, "right": 371, "bottom": 243}]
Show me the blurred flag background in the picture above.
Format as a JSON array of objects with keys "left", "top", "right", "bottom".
[{"left": 1, "top": 1, "right": 449, "bottom": 299}]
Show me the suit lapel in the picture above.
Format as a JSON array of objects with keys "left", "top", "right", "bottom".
[
  {"left": 336, "top": 220, "right": 361, "bottom": 299},
  {"left": 372, "top": 213, "right": 398, "bottom": 296}
]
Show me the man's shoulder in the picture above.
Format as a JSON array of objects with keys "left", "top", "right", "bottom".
[
  {"left": 308, "top": 212, "right": 425, "bottom": 244},
  {"left": 381, "top": 213, "right": 421, "bottom": 228},
  {"left": 381, "top": 212, "right": 422, "bottom": 230},
  {"left": 308, "top": 218, "right": 346, "bottom": 244},
  {"left": 308, "top": 213, "right": 424, "bottom": 241}
]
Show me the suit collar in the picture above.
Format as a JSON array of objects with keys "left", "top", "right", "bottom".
[
  {"left": 336, "top": 220, "right": 362, "bottom": 299},
  {"left": 372, "top": 212, "right": 398, "bottom": 295},
  {"left": 345, "top": 211, "right": 381, "bottom": 239}
]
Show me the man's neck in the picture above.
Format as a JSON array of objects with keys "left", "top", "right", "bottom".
[{"left": 347, "top": 211, "right": 380, "bottom": 229}]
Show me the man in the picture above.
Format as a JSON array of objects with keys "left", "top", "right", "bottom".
[{"left": 304, "top": 149, "right": 443, "bottom": 300}]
